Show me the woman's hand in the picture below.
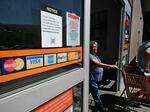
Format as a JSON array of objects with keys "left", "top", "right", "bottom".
[{"left": 109, "top": 65, "right": 118, "bottom": 69}]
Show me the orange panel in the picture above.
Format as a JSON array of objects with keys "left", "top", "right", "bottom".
[
  {"left": 0, "top": 47, "right": 82, "bottom": 58},
  {"left": 0, "top": 47, "right": 82, "bottom": 83},
  {"left": 32, "top": 89, "right": 73, "bottom": 112},
  {"left": 0, "top": 59, "right": 82, "bottom": 83}
]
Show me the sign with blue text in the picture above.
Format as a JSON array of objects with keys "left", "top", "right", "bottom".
[{"left": 26, "top": 55, "right": 43, "bottom": 69}]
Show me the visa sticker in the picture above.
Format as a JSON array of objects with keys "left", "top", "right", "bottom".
[{"left": 26, "top": 55, "right": 43, "bottom": 69}]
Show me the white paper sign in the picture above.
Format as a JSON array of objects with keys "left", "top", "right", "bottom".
[
  {"left": 66, "top": 12, "right": 80, "bottom": 46},
  {"left": 41, "top": 10, "right": 62, "bottom": 48}
]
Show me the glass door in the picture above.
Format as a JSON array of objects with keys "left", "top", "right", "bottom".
[{"left": 117, "top": 0, "right": 132, "bottom": 91}]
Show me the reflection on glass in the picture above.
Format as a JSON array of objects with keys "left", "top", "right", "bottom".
[
  {"left": 123, "top": 13, "right": 130, "bottom": 50},
  {"left": 0, "top": 0, "right": 83, "bottom": 98},
  {"left": 0, "top": 0, "right": 83, "bottom": 50},
  {"left": 73, "top": 82, "right": 83, "bottom": 112}
]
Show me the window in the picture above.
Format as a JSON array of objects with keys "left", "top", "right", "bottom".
[{"left": 0, "top": 0, "right": 84, "bottom": 97}]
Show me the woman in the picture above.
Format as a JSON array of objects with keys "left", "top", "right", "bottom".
[{"left": 89, "top": 41, "right": 117, "bottom": 112}]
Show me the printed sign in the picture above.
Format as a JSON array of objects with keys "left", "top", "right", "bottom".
[
  {"left": 66, "top": 12, "right": 80, "bottom": 46},
  {"left": 26, "top": 55, "right": 43, "bottom": 69},
  {"left": 41, "top": 4, "right": 62, "bottom": 48},
  {"left": 57, "top": 53, "right": 67, "bottom": 63},
  {"left": 68, "top": 51, "right": 80, "bottom": 61},
  {"left": 44, "top": 54, "right": 56, "bottom": 65},
  {"left": 1, "top": 57, "right": 26, "bottom": 74}
]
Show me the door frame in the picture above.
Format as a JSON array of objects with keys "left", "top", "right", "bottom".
[{"left": 117, "top": 0, "right": 132, "bottom": 91}]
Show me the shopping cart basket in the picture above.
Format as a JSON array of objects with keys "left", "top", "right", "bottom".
[{"left": 121, "top": 65, "right": 150, "bottom": 102}]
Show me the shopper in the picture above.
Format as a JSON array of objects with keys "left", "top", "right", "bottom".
[{"left": 89, "top": 41, "right": 117, "bottom": 112}]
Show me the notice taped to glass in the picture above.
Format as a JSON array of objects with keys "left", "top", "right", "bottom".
[
  {"left": 66, "top": 12, "right": 80, "bottom": 46},
  {"left": 41, "top": 4, "right": 62, "bottom": 48}
]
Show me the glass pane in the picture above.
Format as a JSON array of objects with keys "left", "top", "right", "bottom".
[
  {"left": 0, "top": 0, "right": 83, "bottom": 97},
  {"left": 32, "top": 82, "right": 83, "bottom": 112},
  {"left": 122, "top": 13, "right": 130, "bottom": 51},
  {"left": 0, "top": 0, "right": 83, "bottom": 50},
  {"left": 73, "top": 82, "right": 83, "bottom": 112}
]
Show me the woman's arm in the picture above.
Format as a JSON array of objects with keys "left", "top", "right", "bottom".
[{"left": 91, "top": 58, "right": 117, "bottom": 69}]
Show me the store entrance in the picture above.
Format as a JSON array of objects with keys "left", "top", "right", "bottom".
[{"left": 90, "top": 0, "right": 122, "bottom": 91}]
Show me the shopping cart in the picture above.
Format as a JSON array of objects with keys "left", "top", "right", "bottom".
[{"left": 120, "top": 65, "right": 150, "bottom": 104}]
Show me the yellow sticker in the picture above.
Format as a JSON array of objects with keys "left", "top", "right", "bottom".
[
  {"left": 26, "top": 55, "right": 43, "bottom": 69},
  {"left": 14, "top": 58, "right": 25, "bottom": 70}
]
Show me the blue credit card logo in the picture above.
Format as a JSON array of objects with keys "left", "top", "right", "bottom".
[
  {"left": 44, "top": 54, "right": 56, "bottom": 65},
  {"left": 26, "top": 55, "right": 43, "bottom": 69}
]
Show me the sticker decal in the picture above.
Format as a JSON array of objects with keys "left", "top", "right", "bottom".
[
  {"left": 26, "top": 55, "right": 43, "bottom": 69},
  {"left": 1, "top": 57, "right": 25, "bottom": 74},
  {"left": 68, "top": 51, "right": 80, "bottom": 61},
  {"left": 44, "top": 54, "right": 56, "bottom": 65},
  {"left": 57, "top": 53, "right": 67, "bottom": 63}
]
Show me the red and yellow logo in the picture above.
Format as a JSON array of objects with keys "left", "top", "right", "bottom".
[
  {"left": 3, "top": 58, "right": 25, "bottom": 73},
  {"left": 4, "top": 59, "right": 16, "bottom": 72}
]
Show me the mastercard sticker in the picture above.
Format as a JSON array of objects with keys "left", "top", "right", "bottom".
[{"left": 1, "top": 57, "right": 26, "bottom": 75}]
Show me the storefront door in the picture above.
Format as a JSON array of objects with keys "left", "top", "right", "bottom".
[{"left": 117, "top": 0, "right": 132, "bottom": 91}]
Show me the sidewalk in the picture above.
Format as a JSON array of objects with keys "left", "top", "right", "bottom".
[{"left": 89, "top": 80, "right": 150, "bottom": 112}]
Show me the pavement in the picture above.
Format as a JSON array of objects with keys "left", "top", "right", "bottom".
[{"left": 89, "top": 80, "right": 150, "bottom": 112}]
